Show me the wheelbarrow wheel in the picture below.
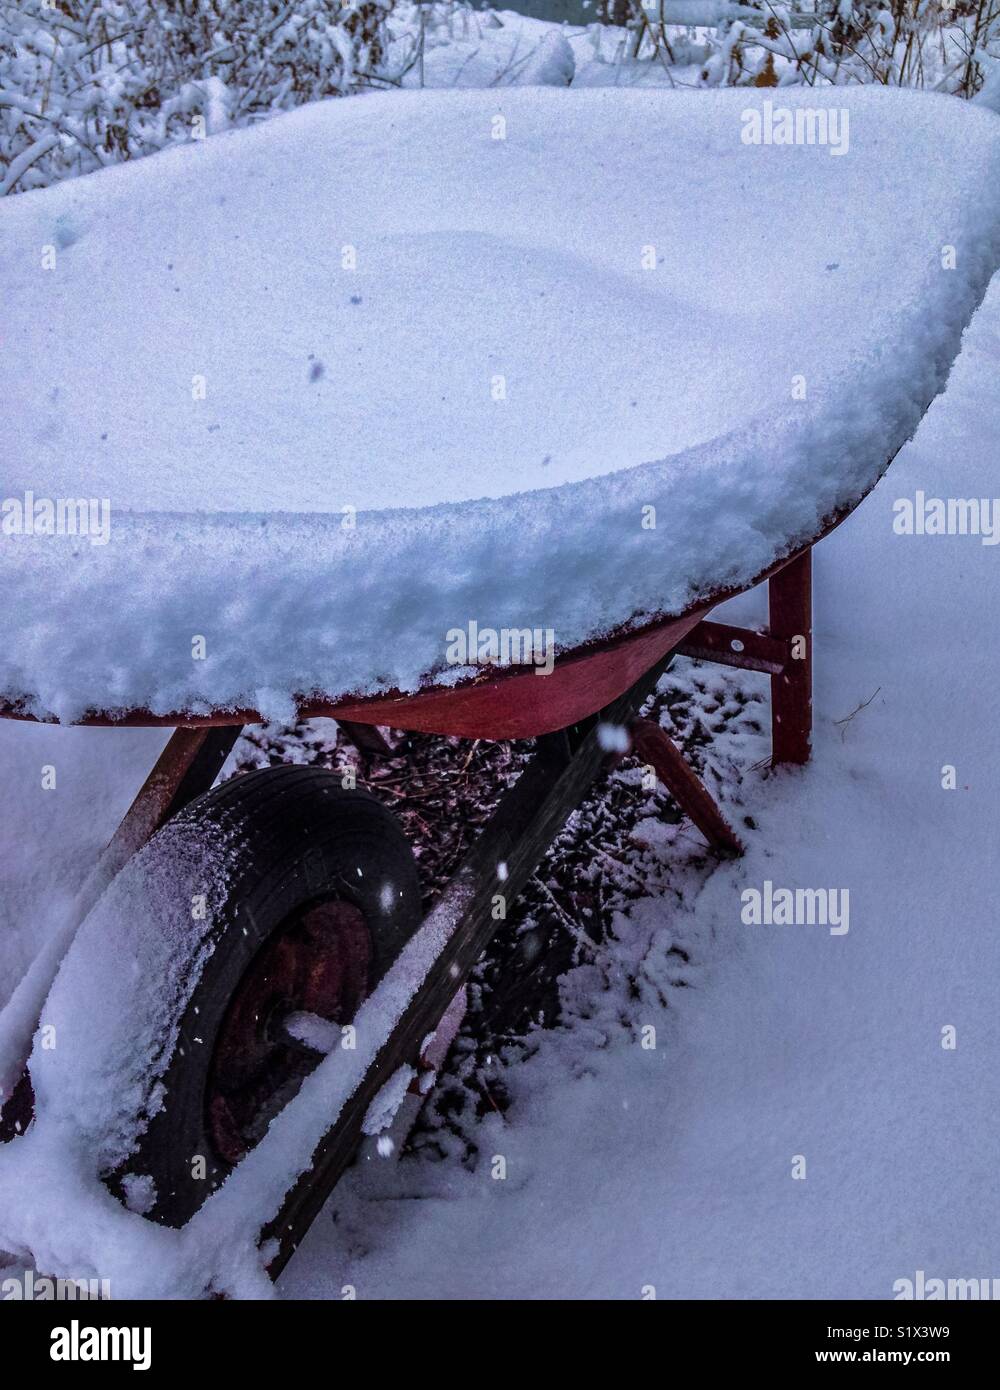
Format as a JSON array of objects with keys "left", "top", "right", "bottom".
[{"left": 97, "top": 765, "right": 421, "bottom": 1227}]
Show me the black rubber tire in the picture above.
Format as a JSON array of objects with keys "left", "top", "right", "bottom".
[{"left": 109, "top": 765, "right": 421, "bottom": 1227}]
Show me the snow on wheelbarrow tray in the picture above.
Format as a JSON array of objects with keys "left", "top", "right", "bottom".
[{"left": 3, "top": 86, "right": 1000, "bottom": 725}]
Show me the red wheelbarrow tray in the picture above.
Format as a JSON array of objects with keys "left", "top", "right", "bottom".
[{"left": 4, "top": 87, "right": 1000, "bottom": 736}]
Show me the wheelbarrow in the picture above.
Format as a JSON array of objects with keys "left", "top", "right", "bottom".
[{"left": 1, "top": 84, "right": 998, "bottom": 1293}]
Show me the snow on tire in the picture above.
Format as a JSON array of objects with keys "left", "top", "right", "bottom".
[{"left": 30, "top": 766, "right": 422, "bottom": 1227}]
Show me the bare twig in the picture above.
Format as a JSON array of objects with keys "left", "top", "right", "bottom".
[{"left": 833, "top": 687, "right": 882, "bottom": 742}]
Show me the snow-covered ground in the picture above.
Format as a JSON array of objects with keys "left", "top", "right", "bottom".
[
  {"left": 278, "top": 279, "right": 1000, "bottom": 1300},
  {"left": 391, "top": 7, "right": 705, "bottom": 90}
]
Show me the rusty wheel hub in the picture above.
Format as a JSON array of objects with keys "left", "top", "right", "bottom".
[{"left": 206, "top": 899, "right": 372, "bottom": 1166}]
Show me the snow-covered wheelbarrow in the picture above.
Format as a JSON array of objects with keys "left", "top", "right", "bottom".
[{"left": 1, "top": 86, "right": 998, "bottom": 1295}]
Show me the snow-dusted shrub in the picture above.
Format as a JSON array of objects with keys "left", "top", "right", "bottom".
[
  {"left": 591, "top": 0, "right": 1000, "bottom": 94},
  {"left": 0, "top": 0, "right": 395, "bottom": 195},
  {"left": 695, "top": 0, "right": 1000, "bottom": 93}
]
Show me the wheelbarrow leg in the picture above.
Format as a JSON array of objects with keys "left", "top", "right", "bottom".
[
  {"left": 100, "top": 724, "right": 244, "bottom": 870},
  {"left": 337, "top": 720, "right": 394, "bottom": 758},
  {"left": 768, "top": 547, "right": 812, "bottom": 766},
  {"left": 628, "top": 717, "right": 742, "bottom": 855}
]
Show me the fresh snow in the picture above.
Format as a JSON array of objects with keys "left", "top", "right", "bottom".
[
  {"left": 362, "top": 1066, "right": 418, "bottom": 1136},
  {"left": 4, "top": 87, "right": 1000, "bottom": 721}
]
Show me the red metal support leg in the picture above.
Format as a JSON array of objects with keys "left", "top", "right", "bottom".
[
  {"left": 768, "top": 547, "right": 812, "bottom": 765},
  {"left": 629, "top": 717, "right": 742, "bottom": 855},
  {"left": 675, "top": 620, "right": 787, "bottom": 675},
  {"left": 100, "top": 724, "right": 244, "bottom": 871}
]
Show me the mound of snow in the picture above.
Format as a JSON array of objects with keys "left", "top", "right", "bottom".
[
  {"left": 514, "top": 31, "right": 575, "bottom": 86},
  {"left": 3, "top": 87, "right": 1000, "bottom": 721}
]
